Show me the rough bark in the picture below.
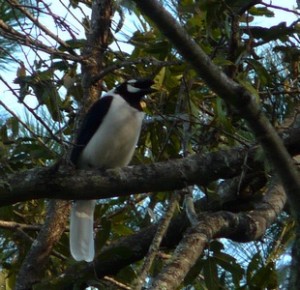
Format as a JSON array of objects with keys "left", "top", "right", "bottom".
[
  {"left": 0, "top": 121, "right": 299, "bottom": 206},
  {"left": 0, "top": 146, "right": 255, "bottom": 205},
  {"left": 15, "top": 200, "right": 70, "bottom": 290},
  {"left": 81, "top": 0, "right": 113, "bottom": 108}
]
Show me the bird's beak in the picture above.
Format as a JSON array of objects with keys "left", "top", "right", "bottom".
[
  {"left": 148, "top": 86, "right": 157, "bottom": 94},
  {"left": 140, "top": 100, "right": 147, "bottom": 110}
]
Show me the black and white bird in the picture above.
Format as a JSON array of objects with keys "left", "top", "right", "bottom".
[{"left": 69, "top": 78, "right": 155, "bottom": 262}]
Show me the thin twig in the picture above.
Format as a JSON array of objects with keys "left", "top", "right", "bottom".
[
  {"left": 58, "top": 0, "right": 90, "bottom": 36},
  {"left": 261, "top": 1, "right": 300, "bottom": 16},
  {"left": 7, "top": 0, "right": 76, "bottom": 53},
  {"left": 184, "top": 187, "right": 198, "bottom": 226},
  {"left": 0, "top": 220, "right": 41, "bottom": 231},
  {"left": 0, "top": 99, "right": 51, "bottom": 153},
  {"left": 0, "top": 220, "right": 68, "bottom": 260},
  {"left": 103, "top": 276, "right": 131, "bottom": 290},
  {"left": 0, "top": 19, "right": 80, "bottom": 62},
  {"left": 91, "top": 57, "right": 183, "bottom": 85},
  {"left": 133, "top": 192, "right": 179, "bottom": 290},
  {"left": 0, "top": 76, "right": 64, "bottom": 149}
]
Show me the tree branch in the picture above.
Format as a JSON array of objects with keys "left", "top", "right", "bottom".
[
  {"left": 0, "top": 220, "right": 41, "bottom": 231},
  {"left": 150, "top": 180, "right": 285, "bottom": 288},
  {"left": 7, "top": 0, "right": 76, "bottom": 53},
  {"left": 0, "top": 19, "right": 80, "bottom": 62},
  {"left": 133, "top": 192, "right": 180, "bottom": 290},
  {"left": 1, "top": 121, "right": 300, "bottom": 207},
  {"left": 0, "top": 146, "right": 259, "bottom": 206},
  {"left": 15, "top": 200, "right": 70, "bottom": 290}
]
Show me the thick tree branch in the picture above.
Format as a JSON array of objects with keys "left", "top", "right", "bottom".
[
  {"left": 1, "top": 121, "right": 300, "bottom": 207},
  {"left": 0, "top": 146, "right": 259, "bottom": 206},
  {"left": 15, "top": 200, "right": 70, "bottom": 290}
]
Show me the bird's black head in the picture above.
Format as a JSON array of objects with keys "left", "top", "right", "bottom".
[{"left": 114, "top": 78, "right": 155, "bottom": 110}]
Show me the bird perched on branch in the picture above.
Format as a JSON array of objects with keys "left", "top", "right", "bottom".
[{"left": 69, "top": 78, "right": 155, "bottom": 262}]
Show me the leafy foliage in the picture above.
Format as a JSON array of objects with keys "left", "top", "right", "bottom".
[{"left": 0, "top": 0, "right": 300, "bottom": 289}]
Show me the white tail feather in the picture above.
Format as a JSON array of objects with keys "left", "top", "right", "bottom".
[{"left": 70, "top": 200, "right": 96, "bottom": 262}]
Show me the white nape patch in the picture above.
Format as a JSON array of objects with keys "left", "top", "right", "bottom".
[
  {"left": 127, "top": 84, "right": 141, "bottom": 93},
  {"left": 127, "top": 79, "right": 138, "bottom": 84}
]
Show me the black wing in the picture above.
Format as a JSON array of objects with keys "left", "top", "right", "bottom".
[{"left": 70, "top": 96, "right": 113, "bottom": 166}]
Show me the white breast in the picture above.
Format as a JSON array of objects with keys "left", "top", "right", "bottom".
[{"left": 78, "top": 96, "right": 144, "bottom": 169}]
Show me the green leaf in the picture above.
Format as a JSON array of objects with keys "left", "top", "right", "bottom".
[
  {"left": 213, "top": 57, "right": 234, "bottom": 67},
  {"left": 250, "top": 261, "right": 278, "bottom": 288},
  {"left": 116, "top": 265, "right": 137, "bottom": 284},
  {"left": 214, "top": 97, "right": 232, "bottom": 132},
  {"left": 214, "top": 252, "right": 244, "bottom": 285},
  {"left": 50, "top": 61, "right": 69, "bottom": 71},
  {"left": 113, "top": 223, "right": 134, "bottom": 236},
  {"left": 245, "top": 58, "right": 271, "bottom": 86},
  {"left": 145, "top": 41, "right": 171, "bottom": 58},
  {"left": 246, "top": 252, "right": 262, "bottom": 283},
  {"left": 6, "top": 117, "right": 19, "bottom": 138},
  {"left": 236, "top": 74, "right": 260, "bottom": 101},
  {"left": 209, "top": 240, "right": 224, "bottom": 252},
  {"left": 58, "top": 39, "right": 86, "bottom": 51},
  {"left": 0, "top": 124, "right": 9, "bottom": 144},
  {"left": 203, "top": 256, "right": 219, "bottom": 290},
  {"left": 184, "top": 258, "right": 204, "bottom": 285},
  {"left": 249, "top": 7, "right": 274, "bottom": 17}
]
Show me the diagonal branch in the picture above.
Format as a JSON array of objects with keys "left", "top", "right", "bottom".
[
  {"left": 15, "top": 200, "right": 70, "bottom": 290},
  {"left": 0, "top": 19, "right": 80, "bottom": 62},
  {"left": 150, "top": 180, "right": 285, "bottom": 289},
  {"left": 131, "top": 0, "right": 300, "bottom": 222},
  {"left": 133, "top": 192, "right": 180, "bottom": 289},
  {"left": 6, "top": 0, "right": 75, "bottom": 53}
]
